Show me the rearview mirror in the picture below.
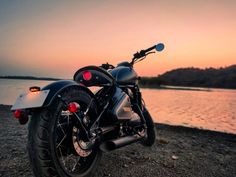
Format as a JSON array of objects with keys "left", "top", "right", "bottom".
[{"left": 155, "top": 43, "right": 165, "bottom": 52}]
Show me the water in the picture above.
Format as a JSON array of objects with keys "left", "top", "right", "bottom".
[
  {"left": 0, "top": 79, "right": 53, "bottom": 105},
  {"left": 1, "top": 79, "right": 236, "bottom": 134},
  {"left": 142, "top": 88, "right": 236, "bottom": 134}
]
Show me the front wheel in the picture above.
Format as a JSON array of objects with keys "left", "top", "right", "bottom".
[
  {"left": 141, "top": 107, "right": 156, "bottom": 146},
  {"left": 27, "top": 87, "right": 102, "bottom": 177}
]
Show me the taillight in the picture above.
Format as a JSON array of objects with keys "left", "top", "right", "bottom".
[
  {"left": 68, "top": 102, "right": 80, "bottom": 113},
  {"left": 29, "top": 86, "right": 41, "bottom": 92},
  {"left": 13, "top": 110, "right": 29, "bottom": 125},
  {"left": 14, "top": 110, "right": 22, "bottom": 119},
  {"left": 82, "top": 70, "right": 92, "bottom": 81}
]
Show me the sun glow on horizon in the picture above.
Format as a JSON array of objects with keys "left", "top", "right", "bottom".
[{"left": 0, "top": 0, "right": 235, "bottom": 78}]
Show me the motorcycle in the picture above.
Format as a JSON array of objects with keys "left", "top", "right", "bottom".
[{"left": 11, "top": 43, "right": 164, "bottom": 177}]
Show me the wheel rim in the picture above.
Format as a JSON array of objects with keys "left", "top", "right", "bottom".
[{"left": 53, "top": 101, "right": 97, "bottom": 175}]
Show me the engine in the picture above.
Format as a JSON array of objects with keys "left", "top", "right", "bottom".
[{"left": 108, "top": 87, "right": 140, "bottom": 122}]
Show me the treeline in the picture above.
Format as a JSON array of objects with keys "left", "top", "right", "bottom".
[
  {"left": 0, "top": 76, "right": 60, "bottom": 81},
  {"left": 140, "top": 65, "right": 236, "bottom": 89}
]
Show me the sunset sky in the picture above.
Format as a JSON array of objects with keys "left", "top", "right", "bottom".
[{"left": 0, "top": 0, "right": 235, "bottom": 78}]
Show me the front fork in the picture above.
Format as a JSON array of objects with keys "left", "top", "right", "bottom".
[
  {"left": 133, "top": 85, "right": 142, "bottom": 109},
  {"left": 131, "top": 85, "right": 147, "bottom": 128}
]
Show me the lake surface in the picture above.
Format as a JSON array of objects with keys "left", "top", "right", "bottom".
[{"left": 0, "top": 79, "right": 236, "bottom": 134}]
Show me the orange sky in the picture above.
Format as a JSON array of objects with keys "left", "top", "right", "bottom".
[{"left": 0, "top": 0, "right": 235, "bottom": 78}]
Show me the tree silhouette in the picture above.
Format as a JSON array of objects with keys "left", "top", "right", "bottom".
[{"left": 139, "top": 65, "right": 236, "bottom": 89}]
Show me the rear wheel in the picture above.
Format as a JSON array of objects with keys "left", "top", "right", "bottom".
[{"left": 28, "top": 87, "right": 102, "bottom": 177}]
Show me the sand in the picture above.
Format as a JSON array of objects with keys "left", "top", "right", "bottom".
[{"left": 0, "top": 105, "right": 235, "bottom": 177}]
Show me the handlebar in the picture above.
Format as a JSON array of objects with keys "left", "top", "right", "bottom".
[
  {"left": 131, "top": 43, "right": 164, "bottom": 65},
  {"left": 131, "top": 45, "right": 156, "bottom": 65},
  {"left": 133, "top": 45, "right": 156, "bottom": 60},
  {"left": 143, "top": 45, "right": 156, "bottom": 54},
  {"left": 100, "top": 43, "right": 164, "bottom": 69}
]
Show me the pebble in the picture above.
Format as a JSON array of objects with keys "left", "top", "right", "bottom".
[
  {"left": 103, "top": 172, "right": 111, "bottom": 176},
  {"left": 158, "top": 138, "right": 169, "bottom": 144},
  {"left": 123, "top": 164, "right": 129, "bottom": 168},
  {"left": 171, "top": 155, "right": 179, "bottom": 160}
]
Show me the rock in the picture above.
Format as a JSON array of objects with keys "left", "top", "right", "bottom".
[
  {"left": 123, "top": 164, "right": 129, "bottom": 168},
  {"left": 103, "top": 172, "right": 111, "bottom": 176},
  {"left": 158, "top": 138, "right": 169, "bottom": 144},
  {"left": 171, "top": 155, "right": 178, "bottom": 160}
]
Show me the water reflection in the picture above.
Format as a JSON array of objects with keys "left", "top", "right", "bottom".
[{"left": 142, "top": 88, "right": 236, "bottom": 134}]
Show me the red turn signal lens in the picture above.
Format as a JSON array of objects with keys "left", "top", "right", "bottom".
[
  {"left": 68, "top": 102, "right": 80, "bottom": 113},
  {"left": 13, "top": 110, "right": 29, "bottom": 124},
  {"left": 14, "top": 110, "right": 22, "bottom": 119},
  {"left": 82, "top": 70, "right": 92, "bottom": 81}
]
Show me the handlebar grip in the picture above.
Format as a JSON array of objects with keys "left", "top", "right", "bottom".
[
  {"left": 143, "top": 45, "right": 156, "bottom": 53},
  {"left": 133, "top": 45, "right": 156, "bottom": 59}
]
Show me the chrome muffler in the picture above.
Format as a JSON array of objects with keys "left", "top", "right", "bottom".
[{"left": 100, "top": 134, "right": 145, "bottom": 152}]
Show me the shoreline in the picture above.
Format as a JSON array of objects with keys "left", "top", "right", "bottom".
[
  {"left": 0, "top": 76, "right": 61, "bottom": 81},
  {"left": 0, "top": 105, "right": 235, "bottom": 177},
  {"left": 1, "top": 77, "right": 236, "bottom": 91}
]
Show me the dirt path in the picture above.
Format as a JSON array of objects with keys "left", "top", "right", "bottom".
[{"left": 0, "top": 105, "right": 235, "bottom": 177}]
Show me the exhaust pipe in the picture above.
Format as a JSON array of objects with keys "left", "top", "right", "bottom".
[{"left": 100, "top": 134, "right": 145, "bottom": 152}]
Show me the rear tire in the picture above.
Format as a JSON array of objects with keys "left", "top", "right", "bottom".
[
  {"left": 27, "top": 87, "right": 102, "bottom": 177},
  {"left": 141, "top": 107, "right": 156, "bottom": 146}
]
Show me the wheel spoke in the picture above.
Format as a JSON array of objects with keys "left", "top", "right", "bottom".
[
  {"left": 56, "top": 122, "right": 67, "bottom": 148},
  {"left": 84, "top": 99, "right": 93, "bottom": 115},
  {"left": 58, "top": 121, "right": 66, "bottom": 135},
  {"left": 56, "top": 134, "right": 67, "bottom": 148},
  {"left": 71, "top": 156, "right": 81, "bottom": 172},
  {"left": 59, "top": 147, "right": 66, "bottom": 168},
  {"left": 56, "top": 113, "right": 71, "bottom": 148}
]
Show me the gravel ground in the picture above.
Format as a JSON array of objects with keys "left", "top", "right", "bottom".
[{"left": 0, "top": 105, "right": 236, "bottom": 177}]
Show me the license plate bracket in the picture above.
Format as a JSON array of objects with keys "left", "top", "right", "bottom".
[{"left": 11, "top": 90, "right": 50, "bottom": 110}]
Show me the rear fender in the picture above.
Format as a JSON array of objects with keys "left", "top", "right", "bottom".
[{"left": 42, "top": 80, "right": 97, "bottom": 107}]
